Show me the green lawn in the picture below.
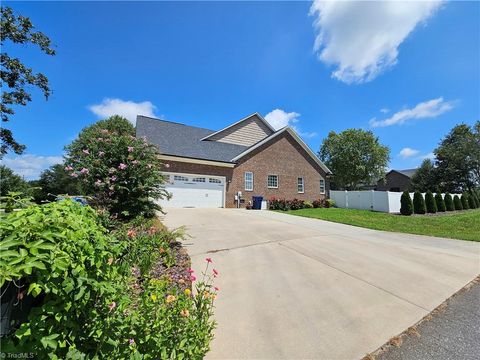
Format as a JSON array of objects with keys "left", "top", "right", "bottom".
[{"left": 283, "top": 208, "right": 480, "bottom": 241}]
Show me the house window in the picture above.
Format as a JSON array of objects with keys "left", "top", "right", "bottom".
[
  {"left": 192, "top": 177, "right": 206, "bottom": 182},
  {"left": 245, "top": 172, "right": 253, "bottom": 191},
  {"left": 209, "top": 178, "right": 221, "bottom": 184},
  {"left": 174, "top": 175, "right": 189, "bottom": 182},
  {"left": 267, "top": 174, "right": 278, "bottom": 189},
  {"left": 297, "top": 177, "right": 304, "bottom": 193},
  {"left": 320, "top": 179, "right": 325, "bottom": 194}
]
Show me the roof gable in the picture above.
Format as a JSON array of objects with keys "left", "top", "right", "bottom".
[{"left": 200, "top": 113, "right": 275, "bottom": 146}]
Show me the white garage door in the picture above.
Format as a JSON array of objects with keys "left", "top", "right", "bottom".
[{"left": 158, "top": 173, "right": 225, "bottom": 208}]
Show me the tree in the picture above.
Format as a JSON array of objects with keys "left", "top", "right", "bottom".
[
  {"left": 64, "top": 115, "right": 168, "bottom": 219},
  {"left": 409, "top": 159, "right": 438, "bottom": 192},
  {"left": 444, "top": 192, "right": 454, "bottom": 211},
  {"left": 31, "top": 164, "right": 84, "bottom": 203},
  {"left": 0, "top": 6, "right": 55, "bottom": 156},
  {"left": 400, "top": 191, "right": 413, "bottom": 216},
  {"left": 413, "top": 192, "right": 426, "bottom": 214},
  {"left": 471, "top": 190, "right": 480, "bottom": 208},
  {"left": 435, "top": 193, "right": 446, "bottom": 212},
  {"left": 0, "top": 165, "right": 29, "bottom": 196},
  {"left": 467, "top": 192, "right": 477, "bottom": 209},
  {"left": 425, "top": 191, "right": 437, "bottom": 213},
  {"left": 318, "top": 129, "right": 390, "bottom": 190},
  {"left": 435, "top": 122, "right": 479, "bottom": 192},
  {"left": 461, "top": 193, "right": 469, "bottom": 210},
  {"left": 453, "top": 195, "right": 463, "bottom": 210}
]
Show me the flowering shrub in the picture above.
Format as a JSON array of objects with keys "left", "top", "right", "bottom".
[
  {"left": 1, "top": 200, "right": 216, "bottom": 358},
  {"left": 64, "top": 115, "right": 169, "bottom": 220},
  {"left": 269, "top": 197, "right": 334, "bottom": 211}
]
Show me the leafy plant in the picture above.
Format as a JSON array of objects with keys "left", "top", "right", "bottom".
[
  {"left": 325, "top": 199, "right": 335, "bottom": 208},
  {"left": 425, "top": 191, "right": 437, "bottom": 213},
  {"left": 444, "top": 192, "right": 454, "bottom": 211},
  {"left": 413, "top": 192, "right": 426, "bottom": 215},
  {"left": 312, "top": 199, "right": 325, "bottom": 208},
  {"left": 400, "top": 191, "right": 413, "bottom": 216},
  {"left": 303, "top": 201, "right": 313, "bottom": 209},
  {"left": 467, "top": 192, "right": 477, "bottom": 209},
  {"left": 453, "top": 195, "right": 463, "bottom": 210},
  {"left": 435, "top": 193, "right": 446, "bottom": 212},
  {"left": 461, "top": 193, "right": 470, "bottom": 210}
]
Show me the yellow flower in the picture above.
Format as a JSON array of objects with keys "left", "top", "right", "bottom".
[
  {"left": 180, "top": 309, "right": 190, "bottom": 318},
  {"left": 150, "top": 294, "right": 157, "bottom": 302},
  {"left": 166, "top": 295, "right": 176, "bottom": 303},
  {"left": 184, "top": 289, "right": 191, "bottom": 297}
]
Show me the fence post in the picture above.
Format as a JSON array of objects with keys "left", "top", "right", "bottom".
[
  {"left": 370, "top": 190, "right": 374, "bottom": 211},
  {"left": 345, "top": 190, "right": 349, "bottom": 209}
]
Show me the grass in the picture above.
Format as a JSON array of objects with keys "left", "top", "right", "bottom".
[{"left": 283, "top": 208, "right": 480, "bottom": 241}]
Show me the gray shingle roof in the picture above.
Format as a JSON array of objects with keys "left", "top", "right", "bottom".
[
  {"left": 395, "top": 169, "right": 417, "bottom": 178},
  {"left": 136, "top": 115, "right": 249, "bottom": 162}
]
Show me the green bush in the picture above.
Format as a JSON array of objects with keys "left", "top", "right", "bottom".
[
  {"left": 65, "top": 116, "right": 169, "bottom": 220},
  {"left": 472, "top": 191, "right": 480, "bottom": 208},
  {"left": 312, "top": 199, "right": 325, "bottom": 208},
  {"left": 425, "top": 191, "right": 437, "bottom": 213},
  {"left": 1, "top": 200, "right": 216, "bottom": 358},
  {"left": 325, "top": 199, "right": 335, "bottom": 208},
  {"left": 453, "top": 195, "right": 463, "bottom": 210},
  {"left": 435, "top": 193, "right": 446, "bottom": 212},
  {"left": 400, "top": 191, "right": 413, "bottom": 216},
  {"left": 461, "top": 193, "right": 469, "bottom": 210},
  {"left": 467, "top": 192, "right": 477, "bottom": 209},
  {"left": 444, "top": 193, "right": 454, "bottom": 211},
  {"left": 413, "top": 192, "right": 426, "bottom": 214},
  {"left": 303, "top": 201, "right": 313, "bottom": 209}
]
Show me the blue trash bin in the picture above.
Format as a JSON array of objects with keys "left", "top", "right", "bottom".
[{"left": 252, "top": 196, "right": 263, "bottom": 210}]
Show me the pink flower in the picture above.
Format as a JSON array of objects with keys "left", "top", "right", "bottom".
[
  {"left": 82, "top": 149, "right": 90, "bottom": 155},
  {"left": 127, "top": 146, "right": 134, "bottom": 152},
  {"left": 64, "top": 165, "right": 73, "bottom": 171},
  {"left": 98, "top": 151, "right": 105, "bottom": 157},
  {"left": 132, "top": 160, "right": 139, "bottom": 165},
  {"left": 94, "top": 179, "right": 102, "bottom": 187},
  {"left": 129, "top": 339, "right": 135, "bottom": 346},
  {"left": 118, "top": 163, "right": 127, "bottom": 170},
  {"left": 188, "top": 268, "right": 195, "bottom": 274},
  {"left": 190, "top": 275, "right": 197, "bottom": 282},
  {"left": 206, "top": 258, "right": 212, "bottom": 263},
  {"left": 108, "top": 301, "right": 116, "bottom": 312},
  {"left": 110, "top": 175, "right": 117, "bottom": 182},
  {"left": 71, "top": 173, "right": 79, "bottom": 178},
  {"left": 212, "top": 269, "right": 219, "bottom": 277},
  {"left": 80, "top": 168, "right": 89, "bottom": 174}
]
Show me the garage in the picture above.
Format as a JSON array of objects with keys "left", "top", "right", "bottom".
[{"left": 158, "top": 172, "right": 225, "bottom": 208}]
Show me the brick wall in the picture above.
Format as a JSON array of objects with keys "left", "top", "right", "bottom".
[{"left": 161, "top": 132, "right": 329, "bottom": 208}]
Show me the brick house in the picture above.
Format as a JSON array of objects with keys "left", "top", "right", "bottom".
[
  {"left": 136, "top": 113, "right": 332, "bottom": 208},
  {"left": 376, "top": 169, "right": 417, "bottom": 192}
]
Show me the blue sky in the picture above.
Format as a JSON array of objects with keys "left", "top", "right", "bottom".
[{"left": 3, "top": 1, "right": 479, "bottom": 179}]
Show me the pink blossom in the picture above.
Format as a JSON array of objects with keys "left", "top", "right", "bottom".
[
  {"left": 80, "top": 168, "right": 89, "bottom": 174},
  {"left": 213, "top": 269, "right": 219, "bottom": 277},
  {"left": 132, "top": 160, "right": 139, "bottom": 165},
  {"left": 71, "top": 173, "right": 79, "bottom": 178},
  {"left": 188, "top": 268, "right": 195, "bottom": 274},
  {"left": 108, "top": 301, "right": 116, "bottom": 312},
  {"left": 129, "top": 339, "right": 135, "bottom": 346},
  {"left": 65, "top": 165, "right": 73, "bottom": 171},
  {"left": 94, "top": 179, "right": 102, "bottom": 187},
  {"left": 118, "top": 163, "right": 127, "bottom": 170},
  {"left": 82, "top": 149, "right": 90, "bottom": 155},
  {"left": 110, "top": 175, "right": 117, "bottom": 182},
  {"left": 190, "top": 275, "right": 197, "bottom": 282},
  {"left": 98, "top": 151, "right": 105, "bottom": 157},
  {"left": 206, "top": 258, "right": 212, "bottom": 263},
  {"left": 127, "top": 146, "right": 134, "bottom": 152}
]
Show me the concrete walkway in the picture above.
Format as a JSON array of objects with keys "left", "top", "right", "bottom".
[{"left": 162, "top": 209, "right": 480, "bottom": 360}]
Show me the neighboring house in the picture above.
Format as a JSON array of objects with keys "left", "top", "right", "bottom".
[
  {"left": 376, "top": 169, "right": 417, "bottom": 192},
  {"left": 136, "top": 113, "right": 332, "bottom": 208}
]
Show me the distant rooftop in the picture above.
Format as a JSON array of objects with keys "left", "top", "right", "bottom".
[{"left": 393, "top": 169, "right": 417, "bottom": 178}]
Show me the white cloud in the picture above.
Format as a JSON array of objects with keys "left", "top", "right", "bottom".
[
  {"left": 264, "top": 109, "right": 317, "bottom": 138},
  {"left": 3, "top": 154, "right": 63, "bottom": 180},
  {"left": 399, "top": 147, "right": 419, "bottom": 158},
  {"left": 310, "top": 1, "right": 443, "bottom": 84},
  {"left": 89, "top": 98, "right": 157, "bottom": 124},
  {"left": 380, "top": 108, "right": 390, "bottom": 114},
  {"left": 421, "top": 152, "right": 435, "bottom": 160},
  {"left": 369, "top": 97, "right": 455, "bottom": 128}
]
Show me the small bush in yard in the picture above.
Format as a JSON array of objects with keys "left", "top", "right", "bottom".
[
  {"left": 400, "top": 191, "right": 413, "bottom": 215},
  {"left": 444, "top": 192, "right": 454, "bottom": 211},
  {"left": 467, "top": 192, "right": 477, "bottom": 209},
  {"left": 453, "top": 195, "right": 463, "bottom": 210},
  {"left": 287, "top": 198, "right": 305, "bottom": 210},
  {"left": 425, "top": 191, "right": 437, "bottom": 213},
  {"left": 325, "top": 199, "right": 335, "bottom": 208},
  {"left": 413, "top": 191, "right": 426, "bottom": 214},
  {"left": 312, "top": 199, "right": 325, "bottom": 208},
  {"left": 304, "top": 201, "right": 313, "bottom": 209},
  {"left": 471, "top": 191, "right": 479, "bottom": 208},
  {"left": 461, "top": 193, "right": 470, "bottom": 210},
  {"left": 435, "top": 193, "right": 446, "bottom": 212}
]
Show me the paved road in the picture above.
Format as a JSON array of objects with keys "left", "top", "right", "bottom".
[
  {"left": 162, "top": 209, "right": 480, "bottom": 359},
  {"left": 376, "top": 280, "right": 480, "bottom": 360}
]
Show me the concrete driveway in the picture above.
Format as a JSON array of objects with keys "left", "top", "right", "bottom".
[{"left": 161, "top": 209, "right": 480, "bottom": 360}]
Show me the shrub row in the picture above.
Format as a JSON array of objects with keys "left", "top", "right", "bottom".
[
  {"left": 400, "top": 190, "right": 479, "bottom": 216},
  {"left": 268, "top": 197, "right": 335, "bottom": 211}
]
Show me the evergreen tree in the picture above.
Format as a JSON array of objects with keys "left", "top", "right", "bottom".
[
  {"left": 467, "top": 192, "right": 477, "bottom": 209},
  {"left": 435, "top": 193, "right": 446, "bottom": 212},
  {"left": 425, "top": 191, "right": 437, "bottom": 213},
  {"left": 400, "top": 191, "right": 413, "bottom": 216},
  {"left": 413, "top": 192, "right": 426, "bottom": 214},
  {"left": 444, "top": 193, "right": 454, "bottom": 211},
  {"left": 453, "top": 195, "right": 463, "bottom": 210},
  {"left": 461, "top": 194, "right": 469, "bottom": 210}
]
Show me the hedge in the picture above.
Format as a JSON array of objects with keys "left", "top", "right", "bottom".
[
  {"left": 444, "top": 193, "right": 454, "bottom": 211},
  {"left": 461, "top": 193, "right": 470, "bottom": 210},
  {"left": 400, "top": 191, "right": 413, "bottom": 216},
  {"left": 425, "top": 191, "right": 437, "bottom": 213},
  {"left": 413, "top": 192, "right": 426, "bottom": 214},
  {"left": 453, "top": 195, "right": 463, "bottom": 210},
  {"left": 435, "top": 193, "right": 446, "bottom": 212}
]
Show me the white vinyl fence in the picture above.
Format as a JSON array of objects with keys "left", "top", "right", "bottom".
[{"left": 330, "top": 190, "right": 463, "bottom": 213}]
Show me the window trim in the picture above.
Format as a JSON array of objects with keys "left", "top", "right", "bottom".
[
  {"left": 244, "top": 172, "right": 254, "bottom": 191},
  {"left": 267, "top": 174, "right": 279, "bottom": 189},
  {"left": 297, "top": 177, "right": 304, "bottom": 193},
  {"left": 320, "top": 179, "right": 326, "bottom": 194}
]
